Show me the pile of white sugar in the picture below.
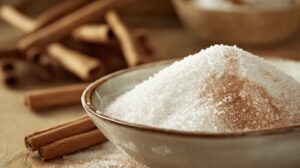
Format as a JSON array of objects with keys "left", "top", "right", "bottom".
[{"left": 105, "top": 45, "right": 300, "bottom": 132}]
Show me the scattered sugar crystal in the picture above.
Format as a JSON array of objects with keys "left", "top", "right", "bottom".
[
  {"left": 62, "top": 142, "right": 148, "bottom": 168},
  {"left": 105, "top": 45, "right": 300, "bottom": 132}
]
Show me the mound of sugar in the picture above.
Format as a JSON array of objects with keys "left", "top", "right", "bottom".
[{"left": 105, "top": 45, "right": 300, "bottom": 132}]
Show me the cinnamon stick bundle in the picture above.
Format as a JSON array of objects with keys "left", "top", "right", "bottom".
[
  {"left": 0, "top": 6, "right": 106, "bottom": 80},
  {"left": 25, "top": 116, "right": 107, "bottom": 161},
  {"left": 72, "top": 24, "right": 114, "bottom": 44},
  {"left": 40, "top": 129, "right": 104, "bottom": 161},
  {"left": 24, "top": 83, "right": 88, "bottom": 110},
  {"left": 105, "top": 10, "right": 150, "bottom": 67},
  {"left": 25, "top": 116, "right": 94, "bottom": 151},
  {"left": 17, "top": 0, "right": 133, "bottom": 51}
]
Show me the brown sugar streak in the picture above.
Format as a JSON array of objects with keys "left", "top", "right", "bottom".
[{"left": 202, "top": 53, "right": 296, "bottom": 131}]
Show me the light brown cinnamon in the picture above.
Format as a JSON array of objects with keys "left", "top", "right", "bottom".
[
  {"left": 34, "top": 0, "right": 94, "bottom": 30},
  {"left": 47, "top": 43, "right": 105, "bottom": 81},
  {"left": 39, "top": 129, "right": 106, "bottom": 161},
  {"left": 24, "top": 83, "right": 88, "bottom": 110},
  {"left": 0, "top": 5, "right": 36, "bottom": 33},
  {"left": 25, "top": 116, "right": 107, "bottom": 161},
  {"left": 17, "top": 0, "right": 133, "bottom": 51},
  {"left": 105, "top": 10, "right": 150, "bottom": 67},
  {"left": 0, "top": 6, "right": 105, "bottom": 80},
  {"left": 25, "top": 116, "right": 95, "bottom": 151},
  {"left": 72, "top": 24, "right": 115, "bottom": 44}
]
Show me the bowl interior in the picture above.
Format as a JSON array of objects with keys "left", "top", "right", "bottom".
[
  {"left": 88, "top": 58, "right": 300, "bottom": 134},
  {"left": 91, "top": 62, "right": 170, "bottom": 113}
]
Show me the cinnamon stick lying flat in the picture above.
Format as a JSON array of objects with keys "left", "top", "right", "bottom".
[
  {"left": 34, "top": 0, "right": 94, "bottom": 30},
  {"left": 0, "top": 5, "right": 35, "bottom": 32},
  {"left": 72, "top": 24, "right": 114, "bottom": 44},
  {"left": 17, "top": 0, "right": 133, "bottom": 51},
  {"left": 105, "top": 10, "right": 149, "bottom": 67},
  {"left": 1, "top": 59, "right": 15, "bottom": 72},
  {"left": 47, "top": 43, "right": 105, "bottom": 81},
  {"left": 25, "top": 116, "right": 107, "bottom": 161},
  {"left": 24, "top": 83, "right": 88, "bottom": 110},
  {"left": 25, "top": 116, "right": 95, "bottom": 151},
  {"left": 40, "top": 129, "right": 105, "bottom": 161}
]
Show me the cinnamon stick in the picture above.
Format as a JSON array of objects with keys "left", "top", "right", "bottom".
[
  {"left": 39, "top": 129, "right": 106, "bottom": 161},
  {"left": 24, "top": 83, "right": 88, "bottom": 110},
  {"left": 34, "top": 0, "right": 94, "bottom": 30},
  {"left": 17, "top": 0, "right": 133, "bottom": 51},
  {"left": 25, "top": 116, "right": 95, "bottom": 151},
  {"left": 0, "top": 6, "right": 105, "bottom": 80},
  {"left": 0, "top": 49, "right": 22, "bottom": 60},
  {"left": 47, "top": 43, "right": 105, "bottom": 81},
  {"left": 72, "top": 24, "right": 114, "bottom": 44},
  {"left": 0, "top": 5, "right": 35, "bottom": 33},
  {"left": 105, "top": 10, "right": 149, "bottom": 67}
]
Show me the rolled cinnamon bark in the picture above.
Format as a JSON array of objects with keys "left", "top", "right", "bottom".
[
  {"left": 105, "top": 10, "right": 150, "bottom": 67},
  {"left": 24, "top": 83, "right": 88, "bottom": 110},
  {"left": 17, "top": 0, "right": 133, "bottom": 51},
  {"left": 0, "top": 6, "right": 105, "bottom": 80},
  {"left": 0, "top": 49, "right": 22, "bottom": 60},
  {"left": 39, "top": 129, "right": 106, "bottom": 161},
  {"left": 25, "top": 116, "right": 96, "bottom": 151},
  {"left": 34, "top": 0, "right": 93, "bottom": 29},
  {"left": 0, "top": 5, "right": 35, "bottom": 32},
  {"left": 72, "top": 24, "right": 114, "bottom": 44},
  {"left": 47, "top": 43, "right": 105, "bottom": 81}
]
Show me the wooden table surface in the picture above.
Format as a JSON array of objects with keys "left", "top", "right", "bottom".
[{"left": 1, "top": 24, "right": 300, "bottom": 167}]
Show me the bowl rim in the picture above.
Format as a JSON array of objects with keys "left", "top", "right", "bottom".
[
  {"left": 174, "top": 0, "right": 300, "bottom": 13},
  {"left": 82, "top": 59, "right": 300, "bottom": 139}
]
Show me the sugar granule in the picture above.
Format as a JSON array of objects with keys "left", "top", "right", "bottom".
[{"left": 105, "top": 45, "right": 300, "bottom": 132}]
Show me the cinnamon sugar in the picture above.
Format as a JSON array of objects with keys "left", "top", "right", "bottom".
[
  {"left": 202, "top": 52, "right": 298, "bottom": 131},
  {"left": 105, "top": 45, "right": 300, "bottom": 132}
]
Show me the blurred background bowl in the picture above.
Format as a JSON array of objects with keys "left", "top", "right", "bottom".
[{"left": 172, "top": 0, "right": 300, "bottom": 46}]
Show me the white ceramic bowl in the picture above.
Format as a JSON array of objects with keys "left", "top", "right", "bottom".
[
  {"left": 172, "top": 0, "right": 300, "bottom": 46},
  {"left": 82, "top": 60, "right": 300, "bottom": 168}
]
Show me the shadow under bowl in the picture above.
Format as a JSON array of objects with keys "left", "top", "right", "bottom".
[{"left": 82, "top": 60, "right": 300, "bottom": 168}]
